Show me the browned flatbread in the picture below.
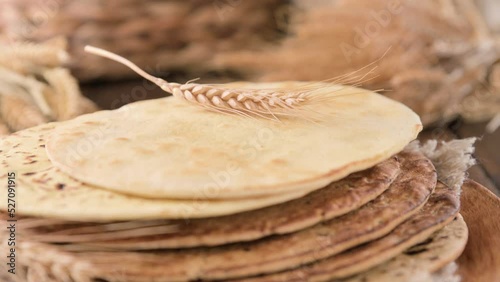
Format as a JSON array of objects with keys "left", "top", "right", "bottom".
[
  {"left": 338, "top": 214, "right": 467, "bottom": 282},
  {"left": 24, "top": 155, "right": 400, "bottom": 249},
  {"left": 45, "top": 151, "right": 435, "bottom": 281},
  {"left": 238, "top": 181, "right": 461, "bottom": 282}
]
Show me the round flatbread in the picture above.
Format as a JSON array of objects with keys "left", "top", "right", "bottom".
[
  {"left": 52, "top": 150, "right": 435, "bottom": 281},
  {"left": 45, "top": 82, "right": 421, "bottom": 199},
  {"left": 23, "top": 154, "right": 400, "bottom": 249},
  {"left": 240, "top": 181, "right": 461, "bottom": 282},
  {"left": 0, "top": 123, "right": 321, "bottom": 221},
  {"left": 339, "top": 214, "right": 467, "bottom": 282}
]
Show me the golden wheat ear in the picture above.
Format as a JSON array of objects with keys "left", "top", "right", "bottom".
[{"left": 84, "top": 46, "right": 330, "bottom": 121}]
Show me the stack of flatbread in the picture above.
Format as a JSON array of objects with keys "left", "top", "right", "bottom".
[{"left": 0, "top": 82, "right": 469, "bottom": 282}]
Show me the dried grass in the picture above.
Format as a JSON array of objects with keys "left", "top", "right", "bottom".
[
  {"left": 0, "top": 38, "right": 98, "bottom": 135},
  {"left": 42, "top": 68, "right": 97, "bottom": 121},
  {"left": 214, "top": 0, "right": 499, "bottom": 125},
  {"left": 407, "top": 138, "right": 477, "bottom": 192},
  {"left": 0, "top": 85, "right": 47, "bottom": 132},
  {"left": 1, "top": 0, "right": 498, "bottom": 125},
  {"left": 0, "top": 0, "right": 285, "bottom": 81}
]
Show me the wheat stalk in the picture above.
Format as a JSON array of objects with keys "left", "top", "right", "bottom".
[
  {"left": 0, "top": 37, "right": 69, "bottom": 68},
  {"left": 42, "top": 68, "right": 89, "bottom": 121},
  {"left": 0, "top": 83, "right": 48, "bottom": 131},
  {"left": 0, "top": 66, "right": 53, "bottom": 116},
  {"left": 84, "top": 46, "right": 327, "bottom": 121},
  {"left": 85, "top": 46, "right": 386, "bottom": 121}
]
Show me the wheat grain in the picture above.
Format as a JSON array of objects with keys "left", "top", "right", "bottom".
[{"left": 85, "top": 46, "right": 323, "bottom": 121}]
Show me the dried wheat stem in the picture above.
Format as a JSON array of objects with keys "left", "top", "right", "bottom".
[
  {"left": 85, "top": 46, "right": 312, "bottom": 120},
  {"left": 486, "top": 113, "right": 500, "bottom": 133},
  {"left": 0, "top": 37, "right": 69, "bottom": 68},
  {"left": 0, "top": 67, "right": 53, "bottom": 116},
  {"left": 10, "top": 240, "right": 89, "bottom": 282},
  {"left": 42, "top": 68, "right": 84, "bottom": 121},
  {"left": 0, "top": 83, "right": 48, "bottom": 131},
  {"left": 0, "top": 57, "right": 33, "bottom": 75},
  {"left": 455, "top": 0, "right": 492, "bottom": 41}
]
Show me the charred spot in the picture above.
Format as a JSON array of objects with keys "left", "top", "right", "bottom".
[
  {"left": 56, "top": 183, "right": 66, "bottom": 190},
  {"left": 412, "top": 237, "right": 433, "bottom": 247},
  {"left": 405, "top": 247, "right": 428, "bottom": 255}
]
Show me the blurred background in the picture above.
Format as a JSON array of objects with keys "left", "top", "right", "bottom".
[{"left": 0, "top": 0, "right": 498, "bottom": 193}]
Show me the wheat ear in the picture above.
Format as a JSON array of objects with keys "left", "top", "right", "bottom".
[{"left": 84, "top": 46, "right": 314, "bottom": 120}]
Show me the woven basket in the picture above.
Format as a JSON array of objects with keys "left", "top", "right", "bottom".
[{"left": 0, "top": 0, "right": 286, "bottom": 81}]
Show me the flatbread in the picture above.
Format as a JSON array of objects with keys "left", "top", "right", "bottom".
[
  {"left": 339, "top": 214, "right": 467, "bottom": 282},
  {"left": 23, "top": 154, "right": 400, "bottom": 248},
  {"left": 0, "top": 123, "right": 322, "bottom": 221},
  {"left": 240, "top": 181, "right": 461, "bottom": 282},
  {"left": 46, "top": 82, "right": 421, "bottom": 199},
  {"left": 60, "top": 150, "right": 435, "bottom": 281}
]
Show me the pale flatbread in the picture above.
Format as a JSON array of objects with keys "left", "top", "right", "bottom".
[
  {"left": 46, "top": 82, "right": 422, "bottom": 199},
  {"left": 23, "top": 154, "right": 400, "bottom": 248},
  {"left": 0, "top": 123, "right": 320, "bottom": 221},
  {"left": 339, "top": 214, "right": 467, "bottom": 282},
  {"left": 241, "top": 181, "right": 461, "bottom": 282},
  {"left": 54, "top": 151, "right": 435, "bottom": 281}
]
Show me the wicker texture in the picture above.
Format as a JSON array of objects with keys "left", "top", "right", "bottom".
[
  {"left": 1, "top": 0, "right": 498, "bottom": 125},
  {"left": 0, "top": 0, "right": 285, "bottom": 81},
  {"left": 215, "top": 0, "right": 500, "bottom": 125}
]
